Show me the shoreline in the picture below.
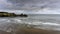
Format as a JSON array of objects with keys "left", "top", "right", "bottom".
[{"left": 15, "top": 27, "right": 60, "bottom": 34}]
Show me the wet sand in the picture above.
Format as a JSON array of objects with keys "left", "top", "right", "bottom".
[
  {"left": 0, "top": 25, "right": 60, "bottom": 34},
  {"left": 15, "top": 28, "right": 60, "bottom": 34},
  {"left": 0, "top": 30, "right": 11, "bottom": 34}
]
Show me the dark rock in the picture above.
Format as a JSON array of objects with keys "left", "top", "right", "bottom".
[{"left": 0, "top": 12, "right": 28, "bottom": 17}]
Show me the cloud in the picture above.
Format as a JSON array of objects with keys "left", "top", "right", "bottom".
[
  {"left": 6, "top": 0, "right": 60, "bottom": 10},
  {"left": 0, "top": 0, "right": 13, "bottom": 10},
  {"left": 0, "top": 0, "right": 60, "bottom": 10},
  {"left": 0, "top": 0, "right": 60, "bottom": 14}
]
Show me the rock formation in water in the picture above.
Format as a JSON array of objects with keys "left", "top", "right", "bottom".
[{"left": 0, "top": 12, "right": 28, "bottom": 17}]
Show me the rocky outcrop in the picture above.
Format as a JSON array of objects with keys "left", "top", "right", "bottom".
[{"left": 0, "top": 12, "right": 28, "bottom": 17}]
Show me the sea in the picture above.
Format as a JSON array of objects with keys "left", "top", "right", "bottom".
[{"left": 0, "top": 14, "right": 60, "bottom": 32}]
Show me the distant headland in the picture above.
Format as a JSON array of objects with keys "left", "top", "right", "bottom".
[{"left": 0, "top": 12, "right": 28, "bottom": 17}]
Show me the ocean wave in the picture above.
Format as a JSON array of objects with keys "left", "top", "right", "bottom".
[
  {"left": 19, "top": 21, "right": 60, "bottom": 31},
  {"left": 27, "top": 21, "right": 60, "bottom": 31},
  {"left": 0, "top": 18, "right": 22, "bottom": 23},
  {"left": 0, "top": 18, "right": 60, "bottom": 32}
]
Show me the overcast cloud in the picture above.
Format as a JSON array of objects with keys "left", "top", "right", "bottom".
[{"left": 0, "top": 0, "right": 60, "bottom": 14}]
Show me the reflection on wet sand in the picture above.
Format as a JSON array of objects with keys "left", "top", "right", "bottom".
[
  {"left": 15, "top": 27, "right": 60, "bottom": 34},
  {"left": 0, "top": 23, "right": 60, "bottom": 34},
  {"left": 0, "top": 30, "right": 11, "bottom": 34},
  {"left": 0, "top": 28, "right": 60, "bottom": 34}
]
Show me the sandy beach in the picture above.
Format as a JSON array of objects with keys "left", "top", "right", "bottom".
[{"left": 15, "top": 27, "right": 60, "bottom": 34}]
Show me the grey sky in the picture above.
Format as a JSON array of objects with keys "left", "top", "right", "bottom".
[{"left": 0, "top": 0, "right": 60, "bottom": 14}]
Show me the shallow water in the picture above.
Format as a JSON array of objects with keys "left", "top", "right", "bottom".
[{"left": 0, "top": 14, "right": 60, "bottom": 32}]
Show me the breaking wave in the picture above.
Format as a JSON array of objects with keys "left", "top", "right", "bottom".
[{"left": 0, "top": 16, "right": 60, "bottom": 32}]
